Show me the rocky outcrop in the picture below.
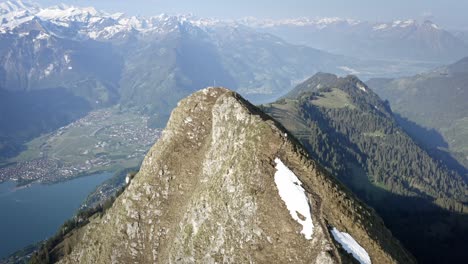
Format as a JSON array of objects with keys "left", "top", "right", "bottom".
[{"left": 56, "top": 88, "right": 414, "bottom": 263}]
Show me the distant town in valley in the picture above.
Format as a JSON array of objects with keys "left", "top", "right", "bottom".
[{"left": 0, "top": 108, "right": 161, "bottom": 185}]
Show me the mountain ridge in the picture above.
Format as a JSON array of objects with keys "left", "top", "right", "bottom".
[
  {"left": 263, "top": 73, "right": 468, "bottom": 263},
  {"left": 34, "top": 87, "right": 415, "bottom": 263},
  {"left": 271, "top": 73, "right": 467, "bottom": 209},
  {"left": 367, "top": 57, "right": 468, "bottom": 170},
  {"left": 3, "top": 0, "right": 466, "bottom": 63}
]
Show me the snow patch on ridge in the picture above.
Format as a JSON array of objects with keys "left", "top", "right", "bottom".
[
  {"left": 373, "top": 23, "right": 388, "bottom": 30},
  {"left": 392, "top": 19, "right": 415, "bottom": 28},
  {"left": 331, "top": 227, "right": 371, "bottom": 264},
  {"left": 274, "top": 158, "right": 314, "bottom": 240},
  {"left": 357, "top": 83, "right": 367, "bottom": 92}
]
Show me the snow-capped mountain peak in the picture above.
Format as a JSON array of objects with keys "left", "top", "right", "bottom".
[
  {"left": 372, "top": 19, "right": 443, "bottom": 32},
  {"left": 0, "top": 1, "right": 223, "bottom": 40},
  {"left": 0, "top": 0, "right": 39, "bottom": 14},
  {"left": 1, "top": 1, "right": 448, "bottom": 39},
  {"left": 239, "top": 16, "right": 445, "bottom": 34},
  {"left": 392, "top": 19, "right": 416, "bottom": 28},
  {"left": 237, "top": 16, "right": 360, "bottom": 28},
  {"left": 0, "top": 0, "right": 463, "bottom": 63},
  {"left": 35, "top": 4, "right": 101, "bottom": 22}
]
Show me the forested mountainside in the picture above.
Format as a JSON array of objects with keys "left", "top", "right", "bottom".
[
  {"left": 262, "top": 73, "right": 468, "bottom": 263},
  {"left": 367, "top": 57, "right": 468, "bottom": 170}
]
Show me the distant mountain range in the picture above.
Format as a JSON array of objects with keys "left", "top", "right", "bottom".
[
  {"left": 0, "top": 0, "right": 353, "bottom": 159},
  {"left": 1, "top": 0, "right": 446, "bottom": 161},
  {"left": 243, "top": 17, "right": 468, "bottom": 62},
  {"left": 0, "top": 1, "right": 341, "bottom": 89},
  {"left": 367, "top": 57, "right": 468, "bottom": 171}
]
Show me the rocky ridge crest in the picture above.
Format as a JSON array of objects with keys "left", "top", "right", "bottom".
[{"left": 55, "top": 88, "right": 414, "bottom": 264}]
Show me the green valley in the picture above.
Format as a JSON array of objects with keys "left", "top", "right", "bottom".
[{"left": 0, "top": 107, "right": 160, "bottom": 185}]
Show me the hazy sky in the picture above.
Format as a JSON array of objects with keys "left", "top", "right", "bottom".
[{"left": 35, "top": 0, "right": 468, "bottom": 29}]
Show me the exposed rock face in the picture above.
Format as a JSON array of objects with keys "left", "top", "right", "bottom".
[{"left": 57, "top": 88, "right": 414, "bottom": 263}]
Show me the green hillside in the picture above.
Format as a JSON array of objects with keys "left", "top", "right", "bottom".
[
  {"left": 367, "top": 57, "right": 468, "bottom": 169},
  {"left": 263, "top": 73, "right": 468, "bottom": 263}
]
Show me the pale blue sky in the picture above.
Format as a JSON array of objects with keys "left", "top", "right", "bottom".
[{"left": 35, "top": 0, "right": 468, "bottom": 29}]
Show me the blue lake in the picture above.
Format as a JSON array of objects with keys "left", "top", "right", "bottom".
[{"left": 0, "top": 172, "right": 112, "bottom": 258}]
